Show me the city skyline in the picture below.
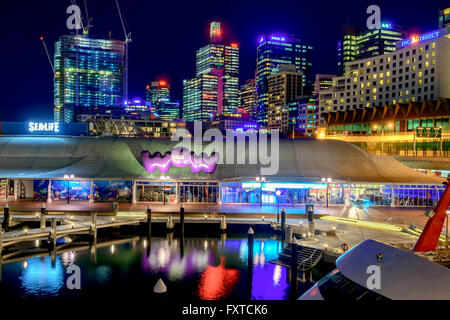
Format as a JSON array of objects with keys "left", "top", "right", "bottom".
[{"left": 0, "top": 0, "right": 445, "bottom": 121}]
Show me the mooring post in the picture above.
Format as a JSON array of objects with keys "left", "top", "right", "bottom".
[
  {"left": 90, "top": 213, "right": 97, "bottom": 243},
  {"left": 49, "top": 218, "right": 57, "bottom": 250},
  {"left": 281, "top": 208, "right": 286, "bottom": 243},
  {"left": 167, "top": 213, "right": 174, "bottom": 232},
  {"left": 40, "top": 203, "right": 46, "bottom": 229},
  {"left": 220, "top": 214, "right": 227, "bottom": 233},
  {"left": 221, "top": 232, "right": 226, "bottom": 248},
  {"left": 290, "top": 241, "right": 298, "bottom": 299},
  {"left": 2, "top": 203, "right": 11, "bottom": 232},
  {"left": 180, "top": 204, "right": 185, "bottom": 239},
  {"left": 146, "top": 205, "right": 152, "bottom": 237}
]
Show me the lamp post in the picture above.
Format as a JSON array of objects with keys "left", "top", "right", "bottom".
[
  {"left": 64, "top": 174, "right": 74, "bottom": 205},
  {"left": 321, "top": 177, "right": 332, "bottom": 207},
  {"left": 276, "top": 190, "right": 281, "bottom": 222},
  {"left": 256, "top": 176, "right": 265, "bottom": 206},
  {"left": 160, "top": 176, "right": 170, "bottom": 205}
]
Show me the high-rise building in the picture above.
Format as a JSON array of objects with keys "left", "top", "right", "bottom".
[
  {"left": 182, "top": 75, "right": 218, "bottom": 122},
  {"left": 439, "top": 7, "right": 450, "bottom": 28},
  {"left": 195, "top": 22, "right": 239, "bottom": 114},
  {"left": 146, "top": 81, "right": 170, "bottom": 106},
  {"left": 54, "top": 35, "right": 126, "bottom": 123},
  {"left": 337, "top": 24, "right": 404, "bottom": 75},
  {"left": 267, "top": 65, "right": 303, "bottom": 133},
  {"left": 337, "top": 26, "right": 359, "bottom": 76},
  {"left": 255, "top": 33, "right": 313, "bottom": 127},
  {"left": 145, "top": 80, "right": 179, "bottom": 121},
  {"left": 314, "top": 74, "right": 335, "bottom": 127},
  {"left": 239, "top": 79, "right": 256, "bottom": 117},
  {"left": 298, "top": 98, "right": 316, "bottom": 136},
  {"left": 318, "top": 27, "right": 450, "bottom": 125}
]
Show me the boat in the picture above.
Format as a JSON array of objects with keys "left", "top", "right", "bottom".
[{"left": 299, "top": 239, "right": 450, "bottom": 300}]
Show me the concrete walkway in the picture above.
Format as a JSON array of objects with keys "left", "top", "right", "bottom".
[{"left": 0, "top": 199, "right": 430, "bottom": 228}]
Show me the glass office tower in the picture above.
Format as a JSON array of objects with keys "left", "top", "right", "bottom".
[
  {"left": 182, "top": 75, "right": 218, "bottom": 122},
  {"left": 53, "top": 35, "right": 126, "bottom": 123},
  {"left": 255, "top": 33, "right": 313, "bottom": 127}
]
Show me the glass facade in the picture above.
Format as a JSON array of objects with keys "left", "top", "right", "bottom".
[
  {"left": 54, "top": 35, "right": 126, "bottom": 123},
  {"left": 256, "top": 34, "right": 313, "bottom": 127},
  {"left": 19, "top": 179, "right": 446, "bottom": 208},
  {"left": 182, "top": 75, "right": 218, "bottom": 121}
]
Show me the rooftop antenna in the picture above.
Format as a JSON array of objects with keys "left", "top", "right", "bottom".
[
  {"left": 115, "top": 0, "right": 131, "bottom": 100},
  {"left": 40, "top": 36, "right": 54, "bottom": 72},
  {"left": 82, "top": 0, "right": 93, "bottom": 34}
]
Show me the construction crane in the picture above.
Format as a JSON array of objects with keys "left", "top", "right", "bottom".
[
  {"left": 40, "top": 36, "right": 54, "bottom": 72},
  {"left": 115, "top": 0, "right": 131, "bottom": 100}
]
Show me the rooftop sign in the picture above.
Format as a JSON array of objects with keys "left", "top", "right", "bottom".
[{"left": 398, "top": 30, "right": 442, "bottom": 48}]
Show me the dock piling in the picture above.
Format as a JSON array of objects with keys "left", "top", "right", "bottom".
[
  {"left": 247, "top": 227, "right": 254, "bottom": 300},
  {"left": 166, "top": 213, "right": 174, "bottom": 232},
  {"left": 290, "top": 241, "right": 298, "bottom": 299},
  {"left": 146, "top": 205, "right": 152, "bottom": 237},
  {"left": 180, "top": 205, "right": 185, "bottom": 239},
  {"left": 49, "top": 218, "right": 57, "bottom": 250},
  {"left": 220, "top": 214, "right": 227, "bottom": 232},
  {"left": 281, "top": 208, "right": 286, "bottom": 243},
  {"left": 40, "top": 204, "right": 46, "bottom": 229},
  {"left": 2, "top": 203, "right": 11, "bottom": 232},
  {"left": 90, "top": 213, "right": 97, "bottom": 243}
]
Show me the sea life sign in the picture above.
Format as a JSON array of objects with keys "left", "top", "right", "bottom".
[{"left": 141, "top": 147, "right": 219, "bottom": 174}]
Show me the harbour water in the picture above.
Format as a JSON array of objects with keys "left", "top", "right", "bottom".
[{"left": 0, "top": 233, "right": 332, "bottom": 301}]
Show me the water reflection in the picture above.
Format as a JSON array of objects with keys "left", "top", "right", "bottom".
[
  {"left": 19, "top": 256, "right": 64, "bottom": 296},
  {"left": 1, "top": 235, "right": 303, "bottom": 300}
]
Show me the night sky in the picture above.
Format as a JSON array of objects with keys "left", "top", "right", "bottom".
[{"left": 0, "top": 0, "right": 446, "bottom": 121}]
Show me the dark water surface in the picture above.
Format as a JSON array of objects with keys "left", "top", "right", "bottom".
[{"left": 0, "top": 233, "right": 331, "bottom": 301}]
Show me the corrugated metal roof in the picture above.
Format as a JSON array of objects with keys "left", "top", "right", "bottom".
[{"left": 0, "top": 136, "right": 444, "bottom": 184}]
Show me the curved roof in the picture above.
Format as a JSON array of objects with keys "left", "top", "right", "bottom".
[{"left": 0, "top": 136, "right": 443, "bottom": 184}]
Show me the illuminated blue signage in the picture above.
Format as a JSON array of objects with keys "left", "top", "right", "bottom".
[
  {"left": 242, "top": 182, "right": 327, "bottom": 189},
  {"left": 29, "top": 122, "right": 60, "bottom": 133},
  {"left": 270, "top": 35, "right": 286, "bottom": 42},
  {"left": 381, "top": 23, "right": 392, "bottom": 29},
  {"left": 399, "top": 30, "right": 440, "bottom": 47}
]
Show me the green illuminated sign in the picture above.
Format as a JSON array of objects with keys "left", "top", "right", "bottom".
[{"left": 415, "top": 127, "right": 442, "bottom": 138}]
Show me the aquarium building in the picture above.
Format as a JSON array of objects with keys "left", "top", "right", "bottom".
[{"left": 0, "top": 136, "right": 445, "bottom": 207}]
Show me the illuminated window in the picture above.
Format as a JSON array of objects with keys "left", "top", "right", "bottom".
[
  {"left": 386, "top": 71, "right": 390, "bottom": 77},
  {"left": 372, "top": 88, "right": 377, "bottom": 93},
  {"left": 431, "top": 42, "right": 436, "bottom": 48},
  {"left": 418, "top": 71, "right": 423, "bottom": 77},
  {"left": 366, "top": 61, "right": 371, "bottom": 66}
]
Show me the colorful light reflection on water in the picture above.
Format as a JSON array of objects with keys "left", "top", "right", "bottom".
[{"left": 0, "top": 236, "right": 301, "bottom": 301}]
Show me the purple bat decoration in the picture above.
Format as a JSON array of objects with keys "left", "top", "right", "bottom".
[{"left": 141, "top": 147, "right": 220, "bottom": 174}]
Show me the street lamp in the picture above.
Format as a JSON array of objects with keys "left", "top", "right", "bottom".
[
  {"left": 321, "top": 177, "right": 332, "bottom": 207},
  {"left": 64, "top": 174, "right": 75, "bottom": 205},
  {"left": 276, "top": 190, "right": 281, "bottom": 222},
  {"left": 256, "top": 176, "right": 265, "bottom": 206},
  {"left": 160, "top": 175, "right": 170, "bottom": 205}
]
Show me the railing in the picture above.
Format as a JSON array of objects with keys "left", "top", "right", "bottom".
[{"left": 297, "top": 248, "right": 322, "bottom": 271}]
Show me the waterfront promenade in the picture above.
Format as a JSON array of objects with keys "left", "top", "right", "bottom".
[{"left": 0, "top": 199, "right": 430, "bottom": 228}]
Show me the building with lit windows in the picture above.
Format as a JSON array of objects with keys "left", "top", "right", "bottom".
[
  {"left": 194, "top": 22, "right": 239, "bottom": 115},
  {"left": 255, "top": 33, "right": 313, "bottom": 127},
  {"left": 267, "top": 65, "right": 303, "bottom": 132},
  {"left": 298, "top": 98, "right": 316, "bottom": 136},
  {"left": 337, "top": 24, "right": 404, "bottom": 75},
  {"left": 239, "top": 79, "right": 256, "bottom": 117},
  {"left": 317, "top": 27, "right": 450, "bottom": 126},
  {"left": 439, "top": 6, "right": 450, "bottom": 28},
  {"left": 182, "top": 75, "right": 218, "bottom": 122},
  {"left": 145, "top": 81, "right": 179, "bottom": 121},
  {"left": 146, "top": 81, "right": 170, "bottom": 106},
  {"left": 53, "top": 35, "right": 126, "bottom": 123}
]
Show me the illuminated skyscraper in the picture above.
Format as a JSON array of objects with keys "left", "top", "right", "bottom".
[
  {"left": 255, "top": 33, "right": 313, "bottom": 127},
  {"left": 193, "top": 21, "right": 239, "bottom": 116},
  {"left": 439, "top": 7, "right": 450, "bottom": 28},
  {"left": 267, "top": 65, "right": 303, "bottom": 133},
  {"left": 146, "top": 81, "right": 170, "bottom": 105},
  {"left": 239, "top": 79, "right": 256, "bottom": 117},
  {"left": 145, "top": 80, "right": 179, "bottom": 121},
  {"left": 182, "top": 75, "right": 218, "bottom": 122},
  {"left": 337, "top": 24, "right": 404, "bottom": 75},
  {"left": 53, "top": 35, "right": 126, "bottom": 123}
]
